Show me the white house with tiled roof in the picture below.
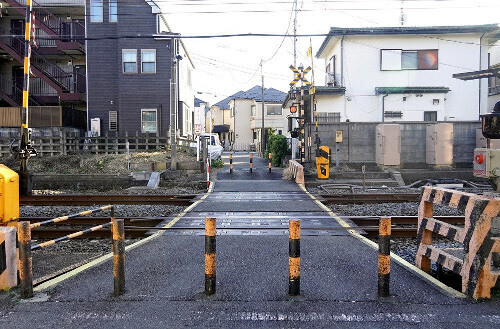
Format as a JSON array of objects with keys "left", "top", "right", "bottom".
[{"left": 314, "top": 24, "right": 500, "bottom": 122}]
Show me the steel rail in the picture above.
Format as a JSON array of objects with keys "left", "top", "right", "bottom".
[
  {"left": 20, "top": 194, "right": 197, "bottom": 206},
  {"left": 319, "top": 193, "right": 421, "bottom": 204}
]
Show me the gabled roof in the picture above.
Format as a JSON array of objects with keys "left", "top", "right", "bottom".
[
  {"left": 194, "top": 97, "right": 207, "bottom": 107},
  {"left": 316, "top": 24, "right": 499, "bottom": 58},
  {"left": 212, "top": 86, "right": 287, "bottom": 109},
  {"left": 213, "top": 91, "right": 244, "bottom": 110},
  {"left": 240, "top": 86, "right": 287, "bottom": 103}
]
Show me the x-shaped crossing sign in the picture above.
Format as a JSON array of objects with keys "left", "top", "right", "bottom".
[{"left": 289, "top": 65, "right": 312, "bottom": 87}]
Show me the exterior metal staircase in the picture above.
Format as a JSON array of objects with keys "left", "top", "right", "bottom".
[
  {"left": 0, "top": 75, "right": 45, "bottom": 106},
  {"left": 3, "top": 0, "right": 85, "bottom": 50},
  {"left": 0, "top": 34, "right": 85, "bottom": 101}
]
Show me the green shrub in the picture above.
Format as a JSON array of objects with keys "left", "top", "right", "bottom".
[
  {"left": 211, "top": 158, "right": 224, "bottom": 168},
  {"left": 265, "top": 128, "right": 290, "bottom": 167}
]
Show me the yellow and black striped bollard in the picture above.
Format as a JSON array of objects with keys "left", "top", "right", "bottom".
[
  {"left": 205, "top": 217, "right": 216, "bottom": 295},
  {"left": 18, "top": 221, "right": 33, "bottom": 299},
  {"left": 112, "top": 214, "right": 125, "bottom": 296},
  {"left": 249, "top": 153, "right": 253, "bottom": 173},
  {"left": 230, "top": 153, "right": 233, "bottom": 173},
  {"left": 289, "top": 219, "right": 300, "bottom": 295},
  {"left": 378, "top": 217, "right": 391, "bottom": 297},
  {"left": 268, "top": 153, "right": 272, "bottom": 173}
]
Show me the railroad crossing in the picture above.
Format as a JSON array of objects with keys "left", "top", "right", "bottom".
[{"left": 2, "top": 153, "right": 500, "bottom": 327}]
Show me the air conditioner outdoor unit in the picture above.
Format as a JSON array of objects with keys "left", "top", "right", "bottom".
[{"left": 90, "top": 118, "right": 101, "bottom": 137}]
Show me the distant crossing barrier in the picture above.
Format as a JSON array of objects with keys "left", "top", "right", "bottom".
[
  {"left": 416, "top": 187, "right": 500, "bottom": 299},
  {"left": 288, "top": 160, "right": 305, "bottom": 187},
  {"left": 17, "top": 205, "right": 124, "bottom": 298}
]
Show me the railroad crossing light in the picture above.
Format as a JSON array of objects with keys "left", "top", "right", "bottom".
[{"left": 290, "top": 104, "right": 297, "bottom": 113}]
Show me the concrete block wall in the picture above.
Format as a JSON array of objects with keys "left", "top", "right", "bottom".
[{"left": 312, "top": 121, "right": 481, "bottom": 166}]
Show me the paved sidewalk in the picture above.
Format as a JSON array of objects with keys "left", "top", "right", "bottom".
[{"left": 2, "top": 152, "right": 500, "bottom": 328}]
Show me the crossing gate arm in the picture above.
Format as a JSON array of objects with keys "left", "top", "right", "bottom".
[{"left": 416, "top": 186, "right": 500, "bottom": 299}]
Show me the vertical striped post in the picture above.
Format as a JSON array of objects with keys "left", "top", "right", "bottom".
[
  {"left": 18, "top": 221, "right": 33, "bottom": 299},
  {"left": 249, "top": 153, "right": 253, "bottom": 173},
  {"left": 378, "top": 217, "right": 391, "bottom": 297},
  {"left": 289, "top": 219, "right": 300, "bottom": 296},
  {"left": 229, "top": 153, "right": 233, "bottom": 173},
  {"left": 205, "top": 217, "right": 216, "bottom": 295},
  {"left": 19, "top": 0, "right": 34, "bottom": 180},
  {"left": 300, "top": 80, "right": 305, "bottom": 166},
  {"left": 112, "top": 212, "right": 125, "bottom": 296},
  {"left": 268, "top": 153, "right": 272, "bottom": 173},
  {"left": 206, "top": 157, "right": 210, "bottom": 189}
]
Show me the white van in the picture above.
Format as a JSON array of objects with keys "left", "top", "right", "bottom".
[{"left": 199, "top": 133, "right": 223, "bottom": 159}]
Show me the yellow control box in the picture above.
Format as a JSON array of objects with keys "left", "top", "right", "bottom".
[
  {"left": 0, "top": 165, "right": 19, "bottom": 225},
  {"left": 316, "top": 146, "right": 330, "bottom": 179}
]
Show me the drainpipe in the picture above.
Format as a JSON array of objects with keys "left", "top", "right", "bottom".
[
  {"left": 340, "top": 36, "right": 345, "bottom": 86},
  {"left": 382, "top": 94, "right": 388, "bottom": 122},
  {"left": 479, "top": 32, "right": 486, "bottom": 118}
]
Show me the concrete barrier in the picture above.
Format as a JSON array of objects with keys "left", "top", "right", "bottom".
[{"left": 416, "top": 187, "right": 500, "bottom": 299}]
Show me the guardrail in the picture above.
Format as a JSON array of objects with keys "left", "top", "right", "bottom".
[
  {"left": 288, "top": 160, "right": 305, "bottom": 187},
  {"left": 415, "top": 187, "right": 500, "bottom": 299},
  {"left": 17, "top": 205, "right": 125, "bottom": 298}
]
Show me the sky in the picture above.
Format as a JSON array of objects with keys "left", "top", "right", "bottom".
[{"left": 158, "top": 0, "right": 500, "bottom": 106}]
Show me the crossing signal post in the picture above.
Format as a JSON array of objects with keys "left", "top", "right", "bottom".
[
  {"left": 289, "top": 65, "right": 311, "bottom": 166},
  {"left": 12, "top": 0, "right": 38, "bottom": 195}
]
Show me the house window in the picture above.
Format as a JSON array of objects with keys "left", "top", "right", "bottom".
[
  {"left": 251, "top": 105, "right": 256, "bottom": 116},
  {"left": 278, "top": 130, "right": 282, "bottom": 135},
  {"left": 266, "top": 105, "right": 282, "bottom": 115},
  {"left": 253, "top": 131, "right": 257, "bottom": 140},
  {"left": 424, "top": 111, "right": 437, "bottom": 122},
  {"left": 384, "top": 111, "right": 403, "bottom": 118},
  {"left": 109, "top": 0, "right": 118, "bottom": 22},
  {"left": 90, "top": 0, "right": 103, "bottom": 22},
  {"left": 381, "top": 49, "right": 438, "bottom": 71},
  {"left": 109, "top": 111, "right": 117, "bottom": 131},
  {"left": 123, "top": 50, "right": 137, "bottom": 73},
  {"left": 141, "top": 49, "right": 156, "bottom": 73},
  {"left": 433, "top": 98, "right": 440, "bottom": 105},
  {"left": 141, "top": 109, "right": 157, "bottom": 133}
]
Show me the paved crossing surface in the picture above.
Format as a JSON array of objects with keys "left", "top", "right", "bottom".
[{"left": 2, "top": 152, "right": 500, "bottom": 328}]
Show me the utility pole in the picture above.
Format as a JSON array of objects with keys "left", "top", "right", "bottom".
[
  {"left": 170, "top": 37, "right": 178, "bottom": 170},
  {"left": 261, "top": 59, "right": 265, "bottom": 155},
  {"left": 291, "top": 0, "right": 298, "bottom": 160},
  {"left": 293, "top": 0, "right": 297, "bottom": 67}
]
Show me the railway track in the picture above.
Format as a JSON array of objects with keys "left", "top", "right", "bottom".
[
  {"left": 20, "top": 193, "right": 420, "bottom": 206},
  {"left": 20, "top": 194, "right": 197, "bottom": 206},
  {"left": 24, "top": 215, "right": 464, "bottom": 239}
]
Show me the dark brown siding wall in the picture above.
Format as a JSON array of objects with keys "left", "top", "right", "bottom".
[{"left": 86, "top": 0, "right": 172, "bottom": 136}]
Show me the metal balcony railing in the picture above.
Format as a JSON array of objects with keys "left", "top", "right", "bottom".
[
  {"left": 4, "top": 0, "right": 85, "bottom": 46},
  {"left": 326, "top": 72, "right": 342, "bottom": 87}
]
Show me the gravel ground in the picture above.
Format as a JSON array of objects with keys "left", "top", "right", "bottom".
[{"left": 23, "top": 188, "right": 194, "bottom": 284}]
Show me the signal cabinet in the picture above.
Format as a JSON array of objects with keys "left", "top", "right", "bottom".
[
  {"left": 0, "top": 165, "right": 19, "bottom": 225},
  {"left": 316, "top": 146, "right": 330, "bottom": 179},
  {"left": 375, "top": 124, "right": 401, "bottom": 166},
  {"left": 426, "top": 123, "right": 453, "bottom": 165}
]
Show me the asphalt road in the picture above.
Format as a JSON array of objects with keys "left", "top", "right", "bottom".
[{"left": 2, "top": 152, "right": 500, "bottom": 328}]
